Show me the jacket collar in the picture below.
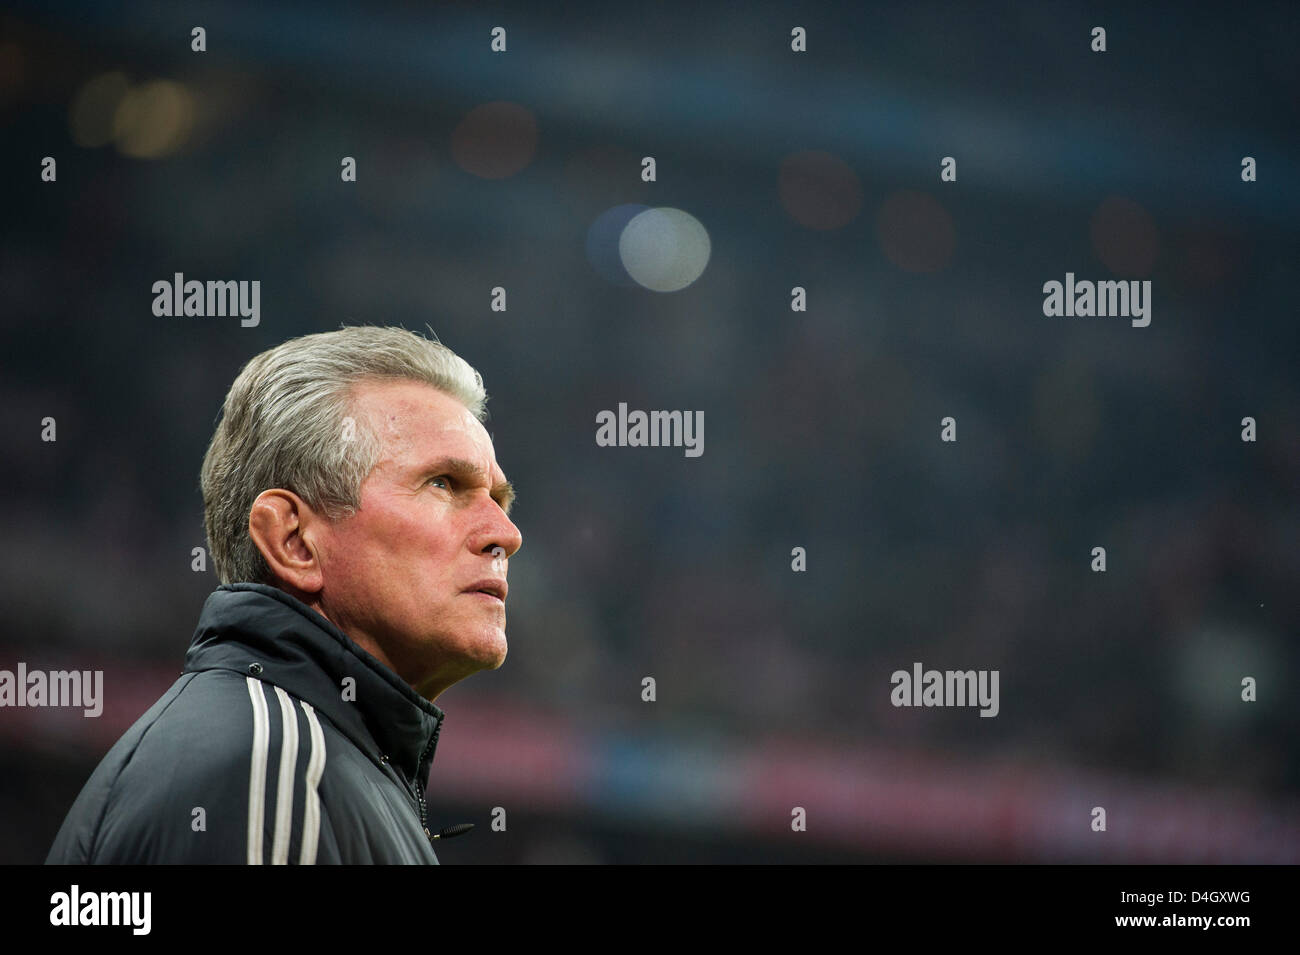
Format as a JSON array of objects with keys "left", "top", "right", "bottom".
[{"left": 183, "top": 582, "right": 444, "bottom": 785}]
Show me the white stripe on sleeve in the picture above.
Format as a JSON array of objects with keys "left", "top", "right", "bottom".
[
  {"left": 270, "top": 686, "right": 300, "bottom": 865},
  {"left": 245, "top": 677, "right": 271, "bottom": 865},
  {"left": 298, "top": 700, "right": 327, "bottom": 865}
]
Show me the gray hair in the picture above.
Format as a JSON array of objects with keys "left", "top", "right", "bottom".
[{"left": 200, "top": 325, "right": 487, "bottom": 585}]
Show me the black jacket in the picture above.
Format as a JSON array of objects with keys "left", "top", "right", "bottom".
[{"left": 46, "top": 582, "right": 446, "bottom": 864}]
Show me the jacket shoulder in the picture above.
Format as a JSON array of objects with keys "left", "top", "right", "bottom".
[
  {"left": 48, "top": 669, "right": 335, "bottom": 864},
  {"left": 46, "top": 671, "right": 200, "bottom": 864}
]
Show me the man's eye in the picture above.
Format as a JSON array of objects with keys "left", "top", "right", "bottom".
[{"left": 428, "top": 476, "right": 451, "bottom": 489}]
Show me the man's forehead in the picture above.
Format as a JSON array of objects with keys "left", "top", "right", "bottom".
[{"left": 353, "top": 380, "right": 501, "bottom": 474}]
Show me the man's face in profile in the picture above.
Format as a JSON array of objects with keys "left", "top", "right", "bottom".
[{"left": 312, "top": 379, "right": 521, "bottom": 700}]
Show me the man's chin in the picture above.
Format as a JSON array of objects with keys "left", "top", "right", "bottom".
[
  {"left": 462, "top": 629, "right": 507, "bottom": 671},
  {"left": 483, "top": 634, "right": 508, "bottom": 669}
]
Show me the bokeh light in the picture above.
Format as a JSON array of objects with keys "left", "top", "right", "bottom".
[
  {"left": 587, "top": 203, "right": 650, "bottom": 286},
  {"left": 618, "top": 207, "right": 711, "bottom": 292},
  {"left": 113, "top": 79, "right": 194, "bottom": 159},
  {"left": 876, "top": 189, "right": 955, "bottom": 273},
  {"left": 779, "top": 150, "right": 863, "bottom": 230},
  {"left": 70, "top": 71, "right": 129, "bottom": 148},
  {"left": 451, "top": 101, "right": 538, "bottom": 179},
  {"left": 0, "top": 41, "right": 25, "bottom": 105}
]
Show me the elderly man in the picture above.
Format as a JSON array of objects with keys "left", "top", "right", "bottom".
[{"left": 46, "top": 326, "right": 522, "bottom": 864}]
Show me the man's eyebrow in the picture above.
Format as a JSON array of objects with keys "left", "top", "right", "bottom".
[
  {"left": 493, "top": 479, "right": 516, "bottom": 516},
  {"left": 418, "top": 457, "right": 516, "bottom": 515}
]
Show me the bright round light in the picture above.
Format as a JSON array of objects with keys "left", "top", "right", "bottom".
[
  {"left": 113, "top": 79, "right": 194, "bottom": 159},
  {"left": 618, "top": 207, "right": 711, "bottom": 292}
]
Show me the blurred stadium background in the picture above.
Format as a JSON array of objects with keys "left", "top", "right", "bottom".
[{"left": 1, "top": 1, "right": 1297, "bottom": 863}]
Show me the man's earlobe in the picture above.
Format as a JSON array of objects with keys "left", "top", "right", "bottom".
[{"left": 248, "top": 490, "right": 324, "bottom": 595}]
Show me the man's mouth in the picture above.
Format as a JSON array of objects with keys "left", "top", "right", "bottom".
[{"left": 464, "top": 579, "right": 507, "bottom": 602}]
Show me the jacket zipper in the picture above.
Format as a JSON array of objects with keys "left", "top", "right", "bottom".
[{"left": 415, "top": 718, "right": 442, "bottom": 843}]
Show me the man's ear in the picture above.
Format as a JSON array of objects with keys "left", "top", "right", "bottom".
[{"left": 248, "top": 489, "right": 326, "bottom": 596}]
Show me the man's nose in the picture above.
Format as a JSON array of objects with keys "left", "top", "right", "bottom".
[
  {"left": 490, "top": 517, "right": 523, "bottom": 561},
  {"left": 475, "top": 499, "right": 522, "bottom": 561}
]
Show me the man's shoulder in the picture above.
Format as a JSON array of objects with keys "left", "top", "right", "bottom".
[
  {"left": 47, "top": 669, "right": 350, "bottom": 864},
  {"left": 118, "top": 667, "right": 262, "bottom": 775}
]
